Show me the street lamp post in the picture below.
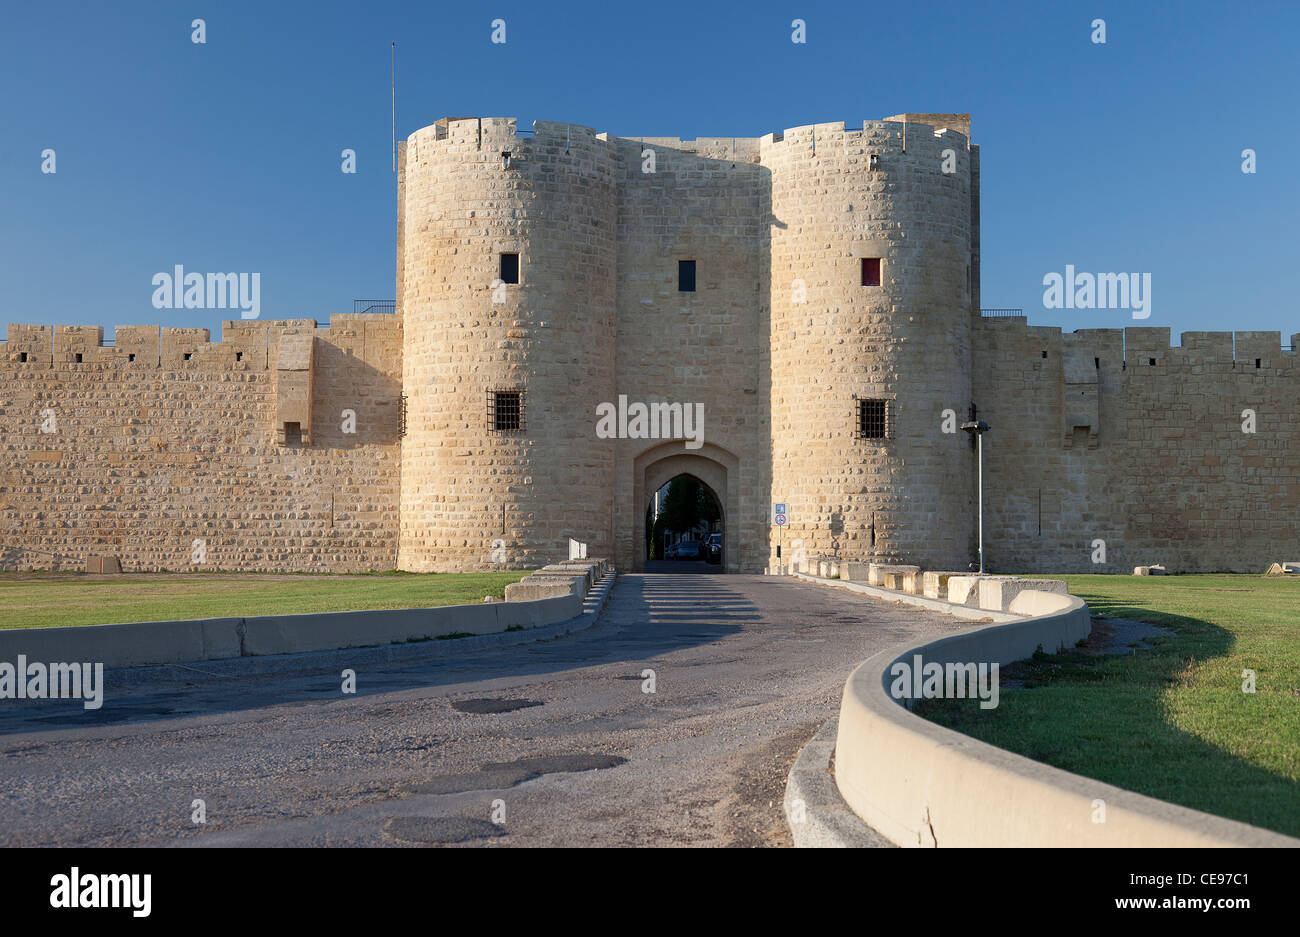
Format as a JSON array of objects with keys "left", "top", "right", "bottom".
[{"left": 961, "top": 420, "right": 991, "bottom": 574}]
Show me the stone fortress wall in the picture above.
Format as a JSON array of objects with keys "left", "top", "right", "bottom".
[
  {"left": 397, "top": 118, "right": 619, "bottom": 573},
  {"left": 3, "top": 113, "right": 1295, "bottom": 575},
  {"left": 974, "top": 319, "right": 1300, "bottom": 573},
  {"left": 605, "top": 129, "right": 770, "bottom": 576},
  {"left": 395, "top": 114, "right": 980, "bottom": 574},
  {"left": 0, "top": 317, "right": 402, "bottom": 572},
  {"left": 764, "top": 117, "right": 977, "bottom": 573}
]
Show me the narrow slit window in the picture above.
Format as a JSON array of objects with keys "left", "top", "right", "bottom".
[
  {"left": 678, "top": 260, "right": 696, "bottom": 292},
  {"left": 861, "top": 258, "right": 882, "bottom": 287},
  {"left": 499, "top": 252, "right": 520, "bottom": 285}
]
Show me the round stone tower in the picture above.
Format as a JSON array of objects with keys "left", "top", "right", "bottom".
[
  {"left": 398, "top": 118, "right": 618, "bottom": 572},
  {"left": 764, "top": 117, "right": 976, "bottom": 570}
]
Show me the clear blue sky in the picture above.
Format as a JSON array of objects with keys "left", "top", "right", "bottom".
[{"left": 3, "top": 0, "right": 1296, "bottom": 342}]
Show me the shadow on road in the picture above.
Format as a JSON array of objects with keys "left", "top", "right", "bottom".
[
  {"left": 644, "top": 559, "right": 721, "bottom": 575},
  {"left": 0, "top": 573, "right": 765, "bottom": 736}
]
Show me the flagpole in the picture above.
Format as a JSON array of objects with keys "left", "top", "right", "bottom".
[{"left": 391, "top": 42, "right": 397, "bottom": 173}]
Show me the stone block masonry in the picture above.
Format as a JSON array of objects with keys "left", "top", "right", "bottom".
[
  {"left": 0, "top": 316, "right": 402, "bottom": 572},
  {"left": 5, "top": 112, "right": 1298, "bottom": 576},
  {"left": 972, "top": 319, "right": 1300, "bottom": 572}
]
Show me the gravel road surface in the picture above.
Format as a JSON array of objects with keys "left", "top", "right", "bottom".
[{"left": 0, "top": 570, "right": 967, "bottom": 847}]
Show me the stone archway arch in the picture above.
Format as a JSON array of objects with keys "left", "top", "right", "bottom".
[
  {"left": 644, "top": 470, "right": 725, "bottom": 567},
  {"left": 626, "top": 441, "right": 740, "bottom": 573}
]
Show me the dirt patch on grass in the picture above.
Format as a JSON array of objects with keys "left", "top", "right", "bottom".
[{"left": 1078, "top": 616, "right": 1174, "bottom": 656}]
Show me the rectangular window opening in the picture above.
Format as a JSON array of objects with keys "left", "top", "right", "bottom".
[
  {"left": 183, "top": 353, "right": 192, "bottom": 361},
  {"left": 128, "top": 353, "right": 136, "bottom": 362},
  {"left": 1148, "top": 357, "right": 1156, "bottom": 366},
  {"left": 861, "top": 257, "right": 882, "bottom": 287},
  {"left": 283, "top": 422, "right": 302, "bottom": 445},
  {"left": 19, "top": 352, "right": 28, "bottom": 362},
  {"left": 854, "top": 398, "right": 890, "bottom": 440},
  {"left": 1255, "top": 358, "right": 1262, "bottom": 368},
  {"left": 678, "top": 260, "right": 696, "bottom": 292},
  {"left": 236, "top": 351, "right": 244, "bottom": 362},
  {"left": 489, "top": 389, "right": 524, "bottom": 433},
  {"left": 499, "top": 252, "right": 520, "bottom": 285},
  {"left": 1094, "top": 357, "right": 1100, "bottom": 368},
  {"left": 75, "top": 353, "right": 83, "bottom": 363}
]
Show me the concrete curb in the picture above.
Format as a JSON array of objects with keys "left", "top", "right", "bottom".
[
  {"left": 1, "top": 571, "right": 618, "bottom": 676},
  {"left": 784, "top": 716, "right": 892, "bottom": 848},
  {"left": 790, "top": 573, "right": 1300, "bottom": 847},
  {"left": 94, "top": 570, "right": 620, "bottom": 690},
  {"left": 791, "top": 571, "right": 1020, "bottom": 623}
]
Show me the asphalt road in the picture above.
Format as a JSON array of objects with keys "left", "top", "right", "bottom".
[{"left": 0, "top": 571, "right": 968, "bottom": 847}]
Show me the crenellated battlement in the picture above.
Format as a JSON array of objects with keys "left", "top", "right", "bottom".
[
  {"left": 402, "top": 115, "right": 973, "bottom": 175},
  {"left": 405, "top": 116, "right": 618, "bottom": 167},
  {"left": 759, "top": 117, "right": 970, "bottom": 163},
  {"left": 2, "top": 315, "right": 401, "bottom": 372},
  {"left": 977, "top": 317, "right": 1300, "bottom": 369}
]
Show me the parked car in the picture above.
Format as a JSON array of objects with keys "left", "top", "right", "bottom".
[
  {"left": 705, "top": 533, "right": 722, "bottom": 564},
  {"left": 675, "top": 540, "right": 702, "bottom": 560}
]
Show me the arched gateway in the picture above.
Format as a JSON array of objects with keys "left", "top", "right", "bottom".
[{"left": 623, "top": 442, "right": 740, "bottom": 573}]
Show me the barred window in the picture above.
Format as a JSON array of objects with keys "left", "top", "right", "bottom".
[
  {"left": 854, "top": 398, "right": 891, "bottom": 440},
  {"left": 488, "top": 389, "right": 524, "bottom": 432}
]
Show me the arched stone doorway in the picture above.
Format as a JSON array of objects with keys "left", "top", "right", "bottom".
[
  {"left": 624, "top": 441, "right": 740, "bottom": 573},
  {"left": 644, "top": 473, "right": 724, "bottom": 570}
]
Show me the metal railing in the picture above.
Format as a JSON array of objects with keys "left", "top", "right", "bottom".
[
  {"left": 980, "top": 308, "right": 1025, "bottom": 317},
  {"left": 353, "top": 299, "right": 396, "bottom": 315}
]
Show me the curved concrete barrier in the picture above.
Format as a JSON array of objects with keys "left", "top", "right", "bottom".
[
  {"left": 785, "top": 717, "right": 893, "bottom": 848},
  {"left": 833, "top": 592, "right": 1299, "bottom": 846},
  {"left": 0, "top": 582, "right": 591, "bottom": 670},
  {"left": 792, "top": 570, "right": 1019, "bottom": 623}
]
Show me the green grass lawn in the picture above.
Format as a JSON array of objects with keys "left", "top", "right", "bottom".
[
  {"left": 916, "top": 574, "right": 1300, "bottom": 837},
  {"left": 0, "top": 570, "right": 533, "bottom": 630}
]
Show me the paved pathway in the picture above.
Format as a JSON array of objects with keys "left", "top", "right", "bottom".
[{"left": 0, "top": 573, "right": 967, "bottom": 846}]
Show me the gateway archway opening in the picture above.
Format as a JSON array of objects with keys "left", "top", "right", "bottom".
[{"left": 645, "top": 474, "right": 723, "bottom": 573}]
